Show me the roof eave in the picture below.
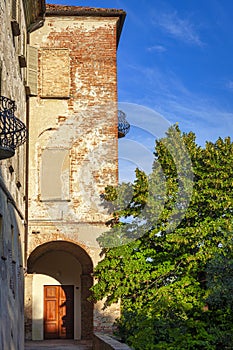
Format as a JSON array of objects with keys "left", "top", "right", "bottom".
[
  {"left": 45, "top": 5, "right": 126, "bottom": 47},
  {"left": 23, "top": 0, "right": 46, "bottom": 33}
]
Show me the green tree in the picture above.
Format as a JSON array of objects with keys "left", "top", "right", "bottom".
[
  {"left": 92, "top": 126, "right": 233, "bottom": 350},
  {"left": 205, "top": 245, "right": 233, "bottom": 347}
]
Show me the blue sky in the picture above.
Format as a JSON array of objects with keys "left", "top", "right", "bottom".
[{"left": 48, "top": 0, "right": 233, "bottom": 181}]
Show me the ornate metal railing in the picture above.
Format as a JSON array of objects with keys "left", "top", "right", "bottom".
[
  {"left": 118, "top": 110, "right": 130, "bottom": 138},
  {"left": 0, "top": 96, "right": 27, "bottom": 159}
]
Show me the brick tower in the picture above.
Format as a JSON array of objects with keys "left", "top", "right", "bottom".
[{"left": 25, "top": 4, "right": 126, "bottom": 340}]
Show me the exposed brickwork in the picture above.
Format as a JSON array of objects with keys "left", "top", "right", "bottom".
[
  {"left": 45, "top": 4, "right": 126, "bottom": 47},
  {"left": 94, "top": 300, "right": 120, "bottom": 334},
  {"left": 29, "top": 16, "right": 120, "bottom": 224},
  {"left": 46, "top": 4, "right": 125, "bottom": 15},
  {"left": 26, "top": 8, "right": 124, "bottom": 341}
]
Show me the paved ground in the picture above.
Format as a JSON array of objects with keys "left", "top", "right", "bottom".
[{"left": 25, "top": 339, "right": 92, "bottom": 350}]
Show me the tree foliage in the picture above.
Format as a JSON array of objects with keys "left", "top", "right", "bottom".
[{"left": 92, "top": 126, "right": 233, "bottom": 349}]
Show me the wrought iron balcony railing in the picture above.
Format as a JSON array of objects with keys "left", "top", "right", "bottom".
[
  {"left": 118, "top": 110, "right": 130, "bottom": 138},
  {"left": 0, "top": 96, "right": 27, "bottom": 159}
]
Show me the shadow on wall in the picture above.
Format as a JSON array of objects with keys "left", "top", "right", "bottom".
[{"left": 0, "top": 165, "right": 25, "bottom": 350}]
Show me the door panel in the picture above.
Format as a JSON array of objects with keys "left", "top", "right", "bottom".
[
  {"left": 44, "top": 285, "right": 74, "bottom": 339},
  {"left": 59, "top": 287, "right": 67, "bottom": 339},
  {"left": 44, "top": 286, "right": 59, "bottom": 339}
]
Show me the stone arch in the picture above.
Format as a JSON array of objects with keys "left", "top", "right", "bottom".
[
  {"left": 27, "top": 240, "right": 93, "bottom": 275},
  {"left": 26, "top": 241, "right": 93, "bottom": 340}
]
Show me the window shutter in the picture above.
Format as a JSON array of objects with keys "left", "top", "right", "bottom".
[
  {"left": 27, "top": 45, "right": 38, "bottom": 96},
  {"left": 11, "top": 0, "right": 17, "bottom": 21}
]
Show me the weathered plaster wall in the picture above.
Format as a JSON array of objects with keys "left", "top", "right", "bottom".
[
  {"left": 0, "top": 0, "right": 28, "bottom": 349},
  {"left": 0, "top": 0, "right": 27, "bottom": 214},
  {"left": 26, "top": 11, "right": 121, "bottom": 340},
  {"left": 28, "top": 16, "right": 119, "bottom": 225}
]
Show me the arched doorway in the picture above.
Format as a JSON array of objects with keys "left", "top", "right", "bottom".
[{"left": 26, "top": 241, "right": 93, "bottom": 340}]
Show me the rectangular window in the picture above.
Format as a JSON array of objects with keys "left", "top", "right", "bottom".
[
  {"left": 40, "top": 48, "right": 70, "bottom": 98},
  {"left": 41, "top": 148, "right": 70, "bottom": 201}
]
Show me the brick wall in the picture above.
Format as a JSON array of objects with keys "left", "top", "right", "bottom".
[
  {"left": 29, "top": 15, "right": 119, "bottom": 225},
  {"left": 26, "top": 7, "right": 124, "bottom": 340}
]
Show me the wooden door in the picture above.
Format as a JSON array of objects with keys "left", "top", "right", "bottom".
[{"left": 44, "top": 285, "right": 74, "bottom": 339}]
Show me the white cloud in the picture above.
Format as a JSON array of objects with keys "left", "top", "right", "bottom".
[
  {"left": 151, "top": 90, "right": 233, "bottom": 145},
  {"left": 147, "top": 45, "right": 167, "bottom": 53},
  {"left": 153, "top": 11, "right": 203, "bottom": 46},
  {"left": 162, "top": 98, "right": 233, "bottom": 145},
  {"left": 119, "top": 64, "right": 233, "bottom": 146}
]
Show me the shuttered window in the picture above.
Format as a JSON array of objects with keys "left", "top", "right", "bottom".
[{"left": 27, "top": 45, "right": 38, "bottom": 95}]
